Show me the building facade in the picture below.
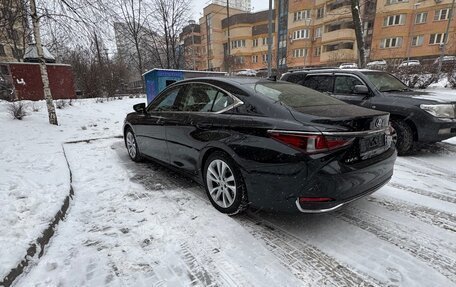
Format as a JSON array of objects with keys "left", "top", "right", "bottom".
[
  {"left": 212, "top": 0, "right": 251, "bottom": 12},
  {"left": 370, "top": 0, "right": 456, "bottom": 64},
  {"left": 0, "top": 0, "right": 28, "bottom": 62}
]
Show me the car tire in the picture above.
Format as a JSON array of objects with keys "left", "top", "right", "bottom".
[
  {"left": 203, "top": 151, "right": 248, "bottom": 215},
  {"left": 125, "top": 128, "right": 142, "bottom": 162},
  {"left": 391, "top": 119, "right": 414, "bottom": 155}
]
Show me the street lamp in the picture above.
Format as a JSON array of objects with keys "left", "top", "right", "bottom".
[{"left": 188, "top": 19, "right": 196, "bottom": 70}]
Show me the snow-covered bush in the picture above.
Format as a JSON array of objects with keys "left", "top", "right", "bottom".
[
  {"left": 8, "top": 102, "right": 28, "bottom": 120},
  {"left": 31, "top": 103, "right": 40, "bottom": 112},
  {"left": 55, "top": 99, "right": 68, "bottom": 109},
  {"left": 449, "top": 73, "right": 456, "bottom": 89}
]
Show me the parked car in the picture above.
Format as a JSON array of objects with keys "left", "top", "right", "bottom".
[
  {"left": 124, "top": 77, "right": 396, "bottom": 214},
  {"left": 235, "top": 69, "right": 257, "bottom": 77},
  {"left": 281, "top": 69, "right": 456, "bottom": 155},
  {"left": 366, "top": 60, "right": 388, "bottom": 70},
  {"left": 339, "top": 63, "right": 358, "bottom": 69},
  {"left": 398, "top": 60, "right": 421, "bottom": 69}
]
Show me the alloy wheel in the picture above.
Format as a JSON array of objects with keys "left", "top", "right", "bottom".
[
  {"left": 126, "top": 131, "right": 137, "bottom": 159},
  {"left": 206, "top": 159, "right": 237, "bottom": 208}
]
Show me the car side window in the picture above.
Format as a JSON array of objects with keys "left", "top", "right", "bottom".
[
  {"left": 147, "top": 86, "right": 181, "bottom": 112},
  {"left": 284, "top": 73, "right": 306, "bottom": 84},
  {"left": 302, "top": 75, "right": 334, "bottom": 93},
  {"left": 176, "top": 84, "right": 233, "bottom": 112},
  {"left": 334, "top": 76, "right": 364, "bottom": 94}
]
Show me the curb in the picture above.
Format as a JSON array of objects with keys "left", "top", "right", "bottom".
[{"left": 0, "top": 136, "right": 122, "bottom": 287}]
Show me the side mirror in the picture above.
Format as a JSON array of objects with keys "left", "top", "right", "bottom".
[
  {"left": 133, "top": 103, "right": 146, "bottom": 113},
  {"left": 354, "top": 85, "right": 369, "bottom": 95}
]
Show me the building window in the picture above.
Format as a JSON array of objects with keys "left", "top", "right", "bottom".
[
  {"left": 383, "top": 14, "right": 406, "bottom": 26},
  {"left": 293, "top": 48, "right": 308, "bottom": 58},
  {"left": 434, "top": 9, "right": 452, "bottom": 21},
  {"left": 262, "top": 54, "right": 268, "bottom": 62},
  {"left": 294, "top": 10, "right": 311, "bottom": 22},
  {"left": 252, "top": 55, "right": 258, "bottom": 63},
  {"left": 415, "top": 12, "right": 427, "bottom": 24},
  {"left": 231, "top": 39, "right": 246, "bottom": 49},
  {"left": 292, "top": 29, "right": 310, "bottom": 40},
  {"left": 380, "top": 37, "right": 403, "bottom": 48},
  {"left": 316, "top": 7, "right": 324, "bottom": 19},
  {"left": 314, "top": 27, "right": 322, "bottom": 39},
  {"left": 429, "top": 33, "right": 446, "bottom": 45},
  {"left": 386, "top": 0, "right": 408, "bottom": 4},
  {"left": 412, "top": 35, "right": 424, "bottom": 46},
  {"left": 262, "top": 37, "right": 267, "bottom": 45},
  {"left": 314, "top": 46, "right": 321, "bottom": 56},
  {"left": 253, "top": 38, "right": 258, "bottom": 47}
]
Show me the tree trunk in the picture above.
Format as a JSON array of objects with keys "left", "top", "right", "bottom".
[
  {"left": 30, "top": 0, "right": 58, "bottom": 125},
  {"left": 351, "top": 0, "right": 366, "bottom": 68}
]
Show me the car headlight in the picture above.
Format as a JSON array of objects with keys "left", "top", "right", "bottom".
[{"left": 420, "top": 104, "right": 455, "bottom": 118}]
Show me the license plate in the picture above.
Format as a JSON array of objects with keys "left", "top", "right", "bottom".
[{"left": 359, "top": 134, "right": 386, "bottom": 153}]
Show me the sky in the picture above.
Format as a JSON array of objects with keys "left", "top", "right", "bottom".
[{"left": 191, "top": 0, "right": 271, "bottom": 20}]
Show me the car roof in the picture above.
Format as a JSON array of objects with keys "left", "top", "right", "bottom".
[
  {"left": 283, "top": 68, "right": 382, "bottom": 75},
  {"left": 173, "top": 76, "right": 273, "bottom": 86}
]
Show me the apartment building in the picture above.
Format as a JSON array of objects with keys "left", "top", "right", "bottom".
[
  {"left": 0, "top": 0, "right": 28, "bottom": 62},
  {"left": 196, "top": 4, "right": 245, "bottom": 71},
  {"left": 371, "top": 0, "right": 456, "bottom": 63},
  {"left": 182, "top": 1, "right": 380, "bottom": 71},
  {"left": 212, "top": 0, "right": 252, "bottom": 12},
  {"left": 222, "top": 9, "right": 276, "bottom": 71},
  {"left": 286, "top": 0, "right": 377, "bottom": 68},
  {"left": 179, "top": 23, "right": 203, "bottom": 70}
]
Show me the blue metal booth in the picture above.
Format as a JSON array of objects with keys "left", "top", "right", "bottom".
[{"left": 143, "top": 69, "right": 226, "bottom": 104}]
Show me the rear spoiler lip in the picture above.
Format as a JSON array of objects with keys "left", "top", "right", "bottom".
[{"left": 267, "top": 128, "right": 389, "bottom": 137}]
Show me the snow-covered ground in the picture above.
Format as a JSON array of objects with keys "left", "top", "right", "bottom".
[
  {"left": 0, "top": 97, "right": 145, "bottom": 281},
  {"left": 1, "top": 95, "right": 456, "bottom": 286}
]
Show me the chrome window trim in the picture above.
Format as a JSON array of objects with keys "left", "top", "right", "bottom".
[
  {"left": 267, "top": 128, "right": 388, "bottom": 137},
  {"left": 147, "top": 81, "right": 244, "bottom": 114}
]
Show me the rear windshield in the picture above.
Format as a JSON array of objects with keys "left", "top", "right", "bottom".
[{"left": 246, "top": 81, "right": 345, "bottom": 108}]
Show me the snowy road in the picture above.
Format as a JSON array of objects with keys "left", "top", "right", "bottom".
[{"left": 15, "top": 138, "right": 456, "bottom": 287}]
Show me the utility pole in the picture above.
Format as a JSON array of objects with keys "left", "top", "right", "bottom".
[
  {"left": 226, "top": 0, "right": 231, "bottom": 74},
  {"left": 406, "top": 2, "right": 421, "bottom": 64},
  {"left": 267, "top": 0, "right": 273, "bottom": 77},
  {"left": 30, "top": 0, "right": 58, "bottom": 125},
  {"left": 437, "top": 0, "right": 456, "bottom": 75},
  {"left": 188, "top": 20, "right": 196, "bottom": 70}
]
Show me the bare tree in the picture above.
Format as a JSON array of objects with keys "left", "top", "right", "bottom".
[
  {"left": 151, "top": 0, "right": 190, "bottom": 69},
  {"left": 113, "top": 0, "right": 147, "bottom": 84},
  {"left": 351, "top": 0, "right": 366, "bottom": 68},
  {"left": 30, "top": 0, "right": 58, "bottom": 125}
]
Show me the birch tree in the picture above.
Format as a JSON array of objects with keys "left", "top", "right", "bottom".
[{"left": 30, "top": 0, "right": 58, "bottom": 125}]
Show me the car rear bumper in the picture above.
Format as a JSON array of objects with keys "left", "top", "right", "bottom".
[{"left": 243, "top": 147, "right": 396, "bottom": 213}]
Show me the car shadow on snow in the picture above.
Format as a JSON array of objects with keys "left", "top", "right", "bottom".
[{"left": 110, "top": 140, "right": 360, "bottom": 230}]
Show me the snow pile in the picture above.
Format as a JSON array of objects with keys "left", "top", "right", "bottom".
[{"left": 0, "top": 97, "right": 144, "bottom": 279}]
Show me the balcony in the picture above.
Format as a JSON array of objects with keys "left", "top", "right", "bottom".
[
  {"left": 320, "top": 49, "right": 357, "bottom": 63},
  {"left": 322, "top": 29, "right": 355, "bottom": 43}
]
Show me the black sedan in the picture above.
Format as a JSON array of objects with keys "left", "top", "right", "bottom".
[{"left": 123, "top": 77, "right": 397, "bottom": 214}]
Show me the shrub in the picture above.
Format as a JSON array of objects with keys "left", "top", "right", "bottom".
[
  {"left": 55, "top": 99, "right": 68, "bottom": 109},
  {"left": 31, "top": 103, "right": 40, "bottom": 112},
  {"left": 8, "top": 102, "right": 28, "bottom": 120}
]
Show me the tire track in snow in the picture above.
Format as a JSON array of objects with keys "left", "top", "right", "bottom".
[
  {"left": 366, "top": 197, "right": 456, "bottom": 233},
  {"left": 337, "top": 208, "right": 456, "bottom": 283},
  {"left": 396, "top": 158, "right": 456, "bottom": 183},
  {"left": 237, "top": 214, "right": 383, "bottom": 287},
  {"left": 388, "top": 182, "right": 456, "bottom": 204}
]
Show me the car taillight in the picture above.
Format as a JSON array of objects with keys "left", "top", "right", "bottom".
[{"left": 268, "top": 132, "right": 354, "bottom": 154}]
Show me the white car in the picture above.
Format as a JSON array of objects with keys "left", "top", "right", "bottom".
[
  {"left": 235, "top": 69, "right": 257, "bottom": 77},
  {"left": 366, "top": 60, "right": 388, "bottom": 70},
  {"left": 398, "top": 60, "right": 421, "bottom": 68},
  {"left": 339, "top": 63, "right": 358, "bottom": 69}
]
